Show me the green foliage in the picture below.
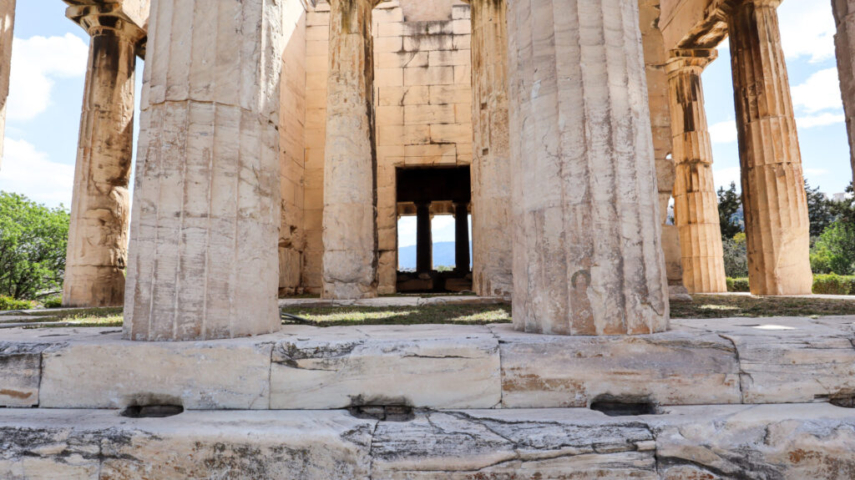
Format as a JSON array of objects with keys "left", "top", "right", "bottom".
[
  {"left": 811, "top": 221, "right": 855, "bottom": 275},
  {"left": 806, "top": 180, "right": 836, "bottom": 237},
  {"left": 0, "top": 295, "right": 34, "bottom": 311},
  {"left": 42, "top": 295, "right": 63, "bottom": 309},
  {"left": 722, "top": 232, "right": 748, "bottom": 278},
  {"left": 726, "top": 277, "right": 750, "bottom": 293},
  {"left": 717, "top": 182, "right": 743, "bottom": 242},
  {"left": 0, "top": 192, "right": 69, "bottom": 300},
  {"left": 812, "top": 274, "right": 855, "bottom": 295}
]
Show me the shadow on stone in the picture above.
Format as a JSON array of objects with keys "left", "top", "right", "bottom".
[
  {"left": 120, "top": 405, "right": 184, "bottom": 418},
  {"left": 590, "top": 395, "right": 659, "bottom": 417}
]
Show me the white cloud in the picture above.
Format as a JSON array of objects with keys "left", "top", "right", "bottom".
[
  {"left": 796, "top": 113, "right": 845, "bottom": 129},
  {"left": 791, "top": 68, "right": 843, "bottom": 114},
  {"left": 709, "top": 120, "right": 738, "bottom": 144},
  {"left": 714, "top": 167, "right": 741, "bottom": 192},
  {"left": 804, "top": 168, "right": 829, "bottom": 178},
  {"left": 7, "top": 33, "right": 89, "bottom": 122},
  {"left": 0, "top": 138, "right": 74, "bottom": 207},
  {"left": 778, "top": 0, "right": 836, "bottom": 63}
]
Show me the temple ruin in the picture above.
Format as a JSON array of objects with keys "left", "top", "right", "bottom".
[{"left": 1, "top": 0, "right": 855, "bottom": 478}]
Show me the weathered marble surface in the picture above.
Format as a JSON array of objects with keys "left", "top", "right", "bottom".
[
  {"left": 493, "top": 324, "right": 741, "bottom": 408},
  {"left": 38, "top": 330, "right": 273, "bottom": 409},
  {"left": 0, "top": 342, "right": 45, "bottom": 407},
  {"left": 0, "top": 410, "right": 375, "bottom": 480},
  {"left": 1, "top": 405, "right": 853, "bottom": 479},
  {"left": 0, "top": 0, "right": 14, "bottom": 169},
  {"left": 834, "top": 0, "right": 855, "bottom": 188},
  {"left": 271, "top": 325, "right": 501, "bottom": 409},
  {"left": 508, "top": 0, "right": 669, "bottom": 335}
]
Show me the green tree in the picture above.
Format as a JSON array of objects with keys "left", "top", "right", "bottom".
[
  {"left": 811, "top": 221, "right": 855, "bottom": 275},
  {"left": 805, "top": 180, "right": 835, "bottom": 237},
  {"left": 722, "top": 232, "right": 748, "bottom": 278},
  {"left": 0, "top": 192, "right": 69, "bottom": 299},
  {"left": 717, "top": 182, "right": 743, "bottom": 242}
]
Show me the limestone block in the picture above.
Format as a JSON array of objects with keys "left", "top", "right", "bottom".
[
  {"left": 39, "top": 333, "right": 273, "bottom": 409},
  {"left": 0, "top": 342, "right": 45, "bottom": 407},
  {"left": 371, "top": 409, "right": 658, "bottom": 479},
  {"left": 493, "top": 324, "right": 741, "bottom": 408},
  {"left": 404, "top": 104, "right": 456, "bottom": 124},
  {"left": 271, "top": 325, "right": 501, "bottom": 409},
  {"left": 404, "top": 66, "right": 454, "bottom": 86},
  {"left": 653, "top": 404, "right": 855, "bottom": 479},
  {"left": 0, "top": 410, "right": 375, "bottom": 480},
  {"left": 709, "top": 317, "right": 855, "bottom": 404},
  {"left": 403, "top": 35, "right": 453, "bottom": 52}
]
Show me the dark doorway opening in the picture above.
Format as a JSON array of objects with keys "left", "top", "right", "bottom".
[{"left": 396, "top": 166, "right": 472, "bottom": 293}]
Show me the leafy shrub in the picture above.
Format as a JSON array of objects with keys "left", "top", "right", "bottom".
[
  {"left": 726, "top": 277, "right": 750, "bottom": 293},
  {"left": 42, "top": 296, "right": 63, "bottom": 309},
  {"left": 813, "top": 274, "right": 855, "bottom": 295},
  {"left": 0, "top": 295, "right": 34, "bottom": 311}
]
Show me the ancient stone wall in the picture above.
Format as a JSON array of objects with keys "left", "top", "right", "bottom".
[
  {"left": 279, "top": 1, "right": 308, "bottom": 296},
  {"left": 302, "top": 0, "right": 473, "bottom": 294}
]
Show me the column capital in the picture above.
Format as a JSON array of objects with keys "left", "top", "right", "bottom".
[
  {"left": 65, "top": 3, "right": 146, "bottom": 43},
  {"left": 666, "top": 49, "right": 718, "bottom": 77}
]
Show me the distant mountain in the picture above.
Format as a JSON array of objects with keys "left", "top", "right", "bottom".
[{"left": 398, "top": 241, "right": 473, "bottom": 270}]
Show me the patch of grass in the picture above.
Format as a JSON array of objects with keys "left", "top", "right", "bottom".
[
  {"left": 3, "top": 307, "right": 124, "bottom": 328},
  {"left": 281, "top": 304, "right": 512, "bottom": 327},
  {"left": 672, "top": 295, "right": 855, "bottom": 319}
]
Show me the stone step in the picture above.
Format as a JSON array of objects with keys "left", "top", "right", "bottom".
[
  {"left": 2, "top": 316, "right": 855, "bottom": 410},
  {"left": 1, "top": 404, "right": 853, "bottom": 479}
]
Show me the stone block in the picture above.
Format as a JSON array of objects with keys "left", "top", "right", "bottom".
[
  {"left": 0, "top": 342, "right": 45, "bottom": 407},
  {"left": 270, "top": 325, "right": 501, "bottom": 409},
  {"left": 428, "top": 50, "right": 470, "bottom": 67},
  {"left": 404, "top": 66, "right": 454, "bottom": 86},
  {"left": 375, "top": 68, "right": 404, "bottom": 87},
  {"left": 39, "top": 332, "right": 273, "bottom": 409},
  {"left": 404, "top": 104, "right": 455, "bottom": 124},
  {"left": 430, "top": 84, "right": 471, "bottom": 105},
  {"left": 494, "top": 324, "right": 741, "bottom": 408},
  {"left": 371, "top": 409, "right": 658, "bottom": 479},
  {"left": 404, "top": 35, "right": 453, "bottom": 52},
  {"left": 378, "top": 86, "right": 430, "bottom": 106},
  {"left": 0, "top": 410, "right": 375, "bottom": 480}
]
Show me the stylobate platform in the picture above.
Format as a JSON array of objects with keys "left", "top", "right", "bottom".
[
  {"left": 2, "top": 316, "right": 855, "bottom": 410},
  {"left": 1, "top": 404, "right": 854, "bottom": 479}
]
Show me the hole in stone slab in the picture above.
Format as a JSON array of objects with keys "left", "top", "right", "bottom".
[
  {"left": 830, "top": 395, "right": 855, "bottom": 409},
  {"left": 348, "top": 405, "right": 415, "bottom": 422},
  {"left": 121, "top": 405, "right": 184, "bottom": 418},
  {"left": 590, "top": 396, "right": 659, "bottom": 417}
]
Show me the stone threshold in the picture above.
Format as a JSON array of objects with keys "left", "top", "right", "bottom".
[
  {"left": 1, "top": 316, "right": 854, "bottom": 410},
  {"left": 277, "top": 295, "right": 508, "bottom": 308},
  {"left": 1, "top": 404, "right": 853, "bottom": 479}
]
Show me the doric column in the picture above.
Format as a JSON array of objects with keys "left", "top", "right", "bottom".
[
  {"left": 0, "top": 0, "right": 14, "bottom": 168},
  {"left": 726, "top": 0, "right": 812, "bottom": 295},
  {"left": 322, "top": 0, "right": 378, "bottom": 299},
  {"left": 454, "top": 201, "right": 470, "bottom": 273},
  {"left": 416, "top": 201, "right": 432, "bottom": 274},
  {"left": 470, "top": 0, "right": 512, "bottom": 297},
  {"left": 833, "top": 0, "right": 855, "bottom": 186},
  {"left": 123, "top": 0, "right": 287, "bottom": 341},
  {"left": 667, "top": 49, "right": 727, "bottom": 294},
  {"left": 61, "top": 5, "right": 144, "bottom": 307},
  {"left": 508, "top": 0, "right": 669, "bottom": 335}
]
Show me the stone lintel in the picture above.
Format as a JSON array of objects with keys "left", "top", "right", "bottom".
[{"left": 666, "top": 47, "right": 718, "bottom": 73}]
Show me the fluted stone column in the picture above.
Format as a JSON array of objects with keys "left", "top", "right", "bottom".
[
  {"left": 0, "top": 0, "right": 14, "bottom": 168},
  {"left": 667, "top": 49, "right": 727, "bottom": 294},
  {"left": 470, "top": 0, "right": 512, "bottom": 297},
  {"left": 454, "top": 201, "right": 470, "bottom": 273},
  {"left": 322, "top": 0, "right": 378, "bottom": 299},
  {"left": 61, "top": 6, "right": 144, "bottom": 308},
  {"left": 124, "top": 0, "right": 287, "bottom": 341},
  {"left": 508, "top": 0, "right": 669, "bottom": 335},
  {"left": 416, "top": 201, "right": 432, "bottom": 274},
  {"left": 726, "top": 0, "right": 812, "bottom": 295},
  {"left": 833, "top": 0, "right": 855, "bottom": 185}
]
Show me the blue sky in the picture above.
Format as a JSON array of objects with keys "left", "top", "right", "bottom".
[{"left": 0, "top": 0, "right": 849, "bottom": 248}]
